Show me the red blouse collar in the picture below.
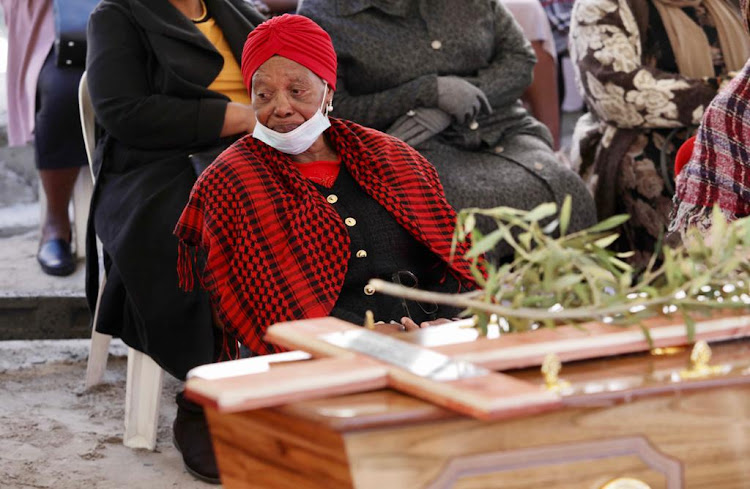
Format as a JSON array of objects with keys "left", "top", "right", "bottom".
[{"left": 291, "top": 159, "right": 341, "bottom": 188}]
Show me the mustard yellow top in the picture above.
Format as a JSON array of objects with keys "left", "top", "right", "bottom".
[{"left": 193, "top": 1, "right": 251, "bottom": 104}]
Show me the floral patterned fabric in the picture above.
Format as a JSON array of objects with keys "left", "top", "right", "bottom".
[{"left": 570, "top": 0, "right": 730, "bottom": 266}]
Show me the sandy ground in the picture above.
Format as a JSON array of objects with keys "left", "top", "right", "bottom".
[
  {"left": 0, "top": 228, "right": 84, "bottom": 298},
  {"left": 0, "top": 339, "right": 219, "bottom": 489}
]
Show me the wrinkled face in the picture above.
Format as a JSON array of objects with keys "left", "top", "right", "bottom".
[{"left": 251, "top": 56, "right": 332, "bottom": 133}]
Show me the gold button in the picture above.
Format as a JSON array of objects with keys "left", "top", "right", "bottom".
[
  {"left": 356, "top": 250, "right": 367, "bottom": 258},
  {"left": 469, "top": 121, "right": 479, "bottom": 130},
  {"left": 364, "top": 285, "right": 375, "bottom": 295},
  {"left": 431, "top": 40, "right": 442, "bottom": 50},
  {"left": 494, "top": 145, "right": 504, "bottom": 154},
  {"left": 534, "top": 162, "right": 544, "bottom": 170},
  {"left": 326, "top": 194, "right": 338, "bottom": 204},
  {"left": 345, "top": 217, "right": 357, "bottom": 227}
]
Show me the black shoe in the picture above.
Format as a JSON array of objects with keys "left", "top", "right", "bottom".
[
  {"left": 37, "top": 238, "right": 76, "bottom": 276},
  {"left": 173, "top": 391, "right": 221, "bottom": 485}
]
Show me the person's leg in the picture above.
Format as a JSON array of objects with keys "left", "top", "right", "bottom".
[
  {"left": 173, "top": 390, "right": 221, "bottom": 484},
  {"left": 173, "top": 324, "right": 226, "bottom": 484},
  {"left": 34, "top": 48, "right": 86, "bottom": 276},
  {"left": 39, "top": 167, "right": 80, "bottom": 242}
]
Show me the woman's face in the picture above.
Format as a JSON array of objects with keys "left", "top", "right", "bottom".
[{"left": 251, "top": 56, "right": 332, "bottom": 132}]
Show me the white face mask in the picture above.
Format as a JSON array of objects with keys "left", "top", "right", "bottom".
[{"left": 252, "top": 82, "right": 331, "bottom": 155}]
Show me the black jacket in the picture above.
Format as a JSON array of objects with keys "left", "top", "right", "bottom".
[{"left": 85, "top": 0, "right": 264, "bottom": 379}]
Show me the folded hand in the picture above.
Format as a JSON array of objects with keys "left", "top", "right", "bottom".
[
  {"left": 436, "top": 76, "right": 492, "bottom": 125},
  {"left": 400, "top": 317, "right": 454, "bottom": 330}
]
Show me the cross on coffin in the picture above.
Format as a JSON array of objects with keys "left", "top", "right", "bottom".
[{"left": 184, "top": 311, "right": 750, "bottom": 420}]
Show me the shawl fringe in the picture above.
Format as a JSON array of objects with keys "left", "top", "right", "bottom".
[
  {"left": 179, "top": 241, "right": 242, "bottom": 360},
  {"left": 669, "top": 202, "right": 736, "bottom": 237},
  {"left": 177, "top": 242, "right": 198, "bottom": 292}
]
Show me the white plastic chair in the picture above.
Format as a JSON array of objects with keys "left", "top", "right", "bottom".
[{"left": 79, "top": 72, "right": 164, "bottom": 451}]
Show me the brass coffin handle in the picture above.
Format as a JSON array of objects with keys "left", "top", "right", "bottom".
[
  {"left": 679, "top": 340, "right": 726, "bottom": 380},
  {"left": 541, "top": 353, "right": 571, "bottom": 393}
]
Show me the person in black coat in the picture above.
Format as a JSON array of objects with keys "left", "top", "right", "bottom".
[{"left": 85, "top": 0, "right": 264, "bottom": 482}]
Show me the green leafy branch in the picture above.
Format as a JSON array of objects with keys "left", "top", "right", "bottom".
[{"left": 369, "top": 199, "right": 750, "bottom": 340}]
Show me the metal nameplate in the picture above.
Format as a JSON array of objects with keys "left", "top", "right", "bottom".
[{"left": 320, "top": 329, "right": 490, "bottom": 381}]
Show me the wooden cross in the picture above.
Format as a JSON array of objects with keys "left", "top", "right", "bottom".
[{"left": 185, "top": 311, "right": 750, "bottom": 420}]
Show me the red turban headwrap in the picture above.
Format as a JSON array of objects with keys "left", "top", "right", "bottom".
[{"left": 241, "top": 14, "right": 337, "bottom": 91}]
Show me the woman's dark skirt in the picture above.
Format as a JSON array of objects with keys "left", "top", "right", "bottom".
[{"left": 34, "top": 48, "right": 87, "bottom": 170}]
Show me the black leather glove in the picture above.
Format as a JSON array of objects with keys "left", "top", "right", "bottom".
[
  {"left": 387, "top": 107, "right": 452, "bottom": 147},
  {"left": 436, "top": 76, "right": 492, "bottom": 124}
]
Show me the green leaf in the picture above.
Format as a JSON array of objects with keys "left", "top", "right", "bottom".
[
  {"left": 523, "top": 202, "right": 558, "bottom": 222},
  {"left": 682, "top": 309, "right": 696, "bottom": 343},
  {"left": 551, "top": 274, "right": 584, "bottom": 290},
  {"left": 560, "top": 195, "right": 572, "bottom": 236},
  {"left": 581, "top": 259, "right": 617, "bottom": 281},
  {"left": 466, "top": 229, "right": 505, "bottom": 259},
  {"left": 469, "top": 261, "right": 487, "bottom": 287},
  {"left": 518, "top": 232, "right": 533, "bottom": 250},
  {"left": 586, "top": 214, "right": 630, "bottom": 233},
  {"left": 594, "top": 233, "right": 620, "bottom": 249},
  {"left": 464, "top": 214, "right": 476, "bottom": 235},
  {"left": 688, "top": 273, "right": 712, "bottom": 296},
  {"left": 542, "top": 219, "right": 560, "bottom": 235},
  {"left": 608, "top": 257, "right": 633, "bottom": 273},
  {"left": 639, "top": 324, "right": 654, "bottom": 349},
  {"left": 572, "top": 283, "right": 591, "bottom": 305},
  {"left": 480, "top": 206, "right": 528, "bottom": 219},
  {"left": 710, "top": 205, "right": 727, "bottom": 255},
  {"left": 618, "top": 272, "right": 632, "bottom": 290},
  {"left": 639, "top": 286, "right": 659, "bottom": 298},
  {"left": 664, "top": 248, "right": 678, "bottom": 286},
  {"left": 522, "top": 294, "right": 556, "bottom": 307}
]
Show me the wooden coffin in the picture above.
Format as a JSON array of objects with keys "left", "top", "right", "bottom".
[{"left": 186, "top": 314, "right": 750, "bottom": 488}]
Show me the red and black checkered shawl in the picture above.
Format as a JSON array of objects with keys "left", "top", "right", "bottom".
[
  {"left": 672, "top": 60, "right": 750, "bottom": 235},
  {"left": 175, "top": 118, "right": 483, "bottom": 355}
]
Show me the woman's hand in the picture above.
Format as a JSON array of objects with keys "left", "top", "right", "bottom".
[
  {"left": 436, "top": 76, "right": 492, "bottom": 124},
  {"left": 399, "top": 317, "right": 454, "bottom": 330},
  {"left": 221, "top": 102, "right": 256, "bottom": 137},
  {"left": 367, "top": 318, "right": 455, "bottom": 335},
  {"left": 369, "top": 321, "right": 410, "bottom": 334}
]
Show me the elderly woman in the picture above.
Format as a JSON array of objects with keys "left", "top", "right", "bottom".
[
  {"left": 671, "top": 0, "right": 750, "bottom": 235},
  {"left": 570, "top": 0, "right": 750, "bottom": 265},
  {"left": 175, "top": 14, "right": 482, "bottom": 359},
  {"left": 86, "top": 0, "right": 264, "bottom": 482},
  {"left": 296, "top": 0, "right": 597, "bottom": 263}
]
